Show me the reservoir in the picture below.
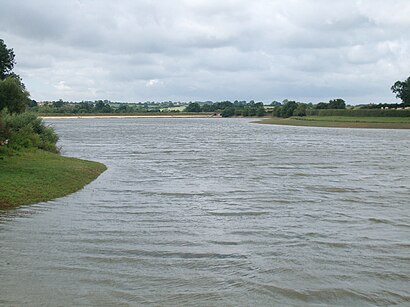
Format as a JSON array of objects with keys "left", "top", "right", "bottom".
[{"left": 1, "top": 118, "right": 409, "bottom": 306}]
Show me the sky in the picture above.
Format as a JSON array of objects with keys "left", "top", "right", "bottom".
[{"left": 0, "top": 0, "right": 409, "bottom": 104}]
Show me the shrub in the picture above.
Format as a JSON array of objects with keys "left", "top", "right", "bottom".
[{"left": 0, "top": 110, "right": 59, "bottom": 154}]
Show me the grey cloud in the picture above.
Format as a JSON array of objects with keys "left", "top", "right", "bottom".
[{"left": 0, "top": 0, "right": 409, "bottom": 103}]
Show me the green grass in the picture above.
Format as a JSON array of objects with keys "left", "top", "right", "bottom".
[
  {"left": 257, "top": 116, "right": 410, "bottom": 129},
  {"left": 0, "top": 150, "right": 107, "bottom": 209}
]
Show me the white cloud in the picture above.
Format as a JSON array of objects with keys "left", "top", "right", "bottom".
[
  {"left": 146, "top": 79, "right": 160, "bottom": 87},
  {"left": 55, "top": 81, "right": 71, "bottom": 91}
]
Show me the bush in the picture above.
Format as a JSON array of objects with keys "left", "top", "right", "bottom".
[{"left": 0, "top": 110, "right": 59, "bottom": 154}]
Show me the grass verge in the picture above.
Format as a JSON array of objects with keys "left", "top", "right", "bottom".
[
  {"left": 0, "top": 150, "right": 106, "bottom": 209},
  {"left": 256, "top": 116, "right": 410, "bottom": 129}
]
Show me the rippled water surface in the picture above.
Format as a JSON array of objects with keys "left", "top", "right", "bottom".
[{"left": 1, "top": 118, "right": 410, "bottom": 306}]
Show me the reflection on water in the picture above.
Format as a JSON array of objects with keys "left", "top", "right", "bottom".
[{"left": 1, "top": 118, "right": 409, "bottom": 306}]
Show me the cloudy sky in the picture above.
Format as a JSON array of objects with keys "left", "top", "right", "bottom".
[{"left": 1, "top": 0, "right": 409, "bottom": 104}]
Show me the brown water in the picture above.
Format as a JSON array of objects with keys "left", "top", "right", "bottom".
[{"left": 1, "top": 118, "right": 409, "bottom": 306}]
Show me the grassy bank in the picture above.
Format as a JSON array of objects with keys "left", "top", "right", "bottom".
[
  {"left": 257, "top": 116, "right": 410, "bottom": 129},
  {"left": 0, "top": 150, "right": 106, "bottom": 209}
]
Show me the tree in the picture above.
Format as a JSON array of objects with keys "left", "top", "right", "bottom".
[
  {"left": 184, "top": 102, "right": 201, "bottom": 112},
  {"left": 280, "top": 101, "right": 298, "bottom": 117},
  {"left": 316, "top": 102, "right": 328, "bottom": 109},
  {"left": 293, "top": 103, "right": 307, "bottom": 116},
  {"left": 270, "top": 101, "right": 281, "bottom": 106},
  {"left": 221, "top": 106, "right": 235, "bottom": 117},
  {"left": 247, "top": 106, "right": 257, "bottom": 116},
  {"left": 0, "top": 40, "right": 29, "bottom": 113},
  {"left": 328, "top": 98, "right": 346, "bottom": 109},
  {"left": 53, "top": 99, "right": 65, "bottom": 108},
  {"left": 391, "top": 77, "right": 410, "bottom": 106},
  {"left": 216, "top": 101, "right": 233, "bottom": 110},
  {"left": 256, "top": 107, "right": 266, "bottom": 117},
  {"left": 201, "top": 104, "right": 215, "bottom": 112},
  {"left": 0, "top": 39, "right": 15, "bottom": 80},
  {"left": 0, "top": 76, "right": 30, "bottom": 113},
  {"left": 93, "top": 100, "right": 112, "bottom": 113}
]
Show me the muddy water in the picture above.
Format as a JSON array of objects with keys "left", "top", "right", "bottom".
[{"left": 1, "top": 118, "right": 409, "bottom": 306}]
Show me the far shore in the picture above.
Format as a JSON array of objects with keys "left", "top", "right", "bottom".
[
  {"left": 256, "top": 116, "right": 410, "bottom": 129},
  {"left": 40, "top": 114, "right": 410, "bottom": 129},
  {"left": 40, "top": 114, "right": 217, "bottom": 119}
]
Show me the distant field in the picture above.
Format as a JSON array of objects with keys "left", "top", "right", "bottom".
[
  {"left": 257, "top": 116, "right": 410, "bottom": 129},
  {"left": 160, "top": 106, "right": 186, "bottom": 112}
]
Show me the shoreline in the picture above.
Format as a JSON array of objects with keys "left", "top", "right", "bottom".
[
  {"left": 256, "top": 117, "right": 410, "bottom": 129},
  {"left": 40, "top": 114, "right": 410, "bottom": 129},
  {"left": 40, "top": 114, "right": 216, "bottom": 119}
]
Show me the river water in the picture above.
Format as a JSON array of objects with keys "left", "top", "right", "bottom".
[{"left": 1, "top": 118, "right": 409, "bottom": 306}]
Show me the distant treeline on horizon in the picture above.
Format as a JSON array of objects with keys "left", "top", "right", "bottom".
[{"left": 28, "top": 98, "right": 409, "bottom": 118}]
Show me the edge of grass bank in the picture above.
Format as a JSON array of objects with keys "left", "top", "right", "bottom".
[
  {"left": 0, "top": 150, "right": 107, "bottom": 209},
  {"left": 255, "top": 116, "right": 410, "bottom": 129}
]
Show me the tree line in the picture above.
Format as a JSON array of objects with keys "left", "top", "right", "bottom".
[
  {"left": 31, "top": 99, "right": 188, "bottom": 114},
  {"left": 184, "top": 100, "right": 266, "bottom": 117},
  {"left": 29, "top": 99, "right": 268, "bottom": 117},
  {"left": 272, "top": 99, "right": 346, "bottom": 118}
]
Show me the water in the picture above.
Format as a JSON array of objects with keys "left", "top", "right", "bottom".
[{"left": 1, "top": 118, "right": 409, "bottom": 306}]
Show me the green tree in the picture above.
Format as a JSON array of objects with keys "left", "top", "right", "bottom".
[
  {"left": 328, "top": 98, "right": 346, "bottom": 109},
  {"left": 0, "top": 39, "right": 15, "bottom": 80},
  {"left": 221, "top": 106, "right": 235, "bottom": 117},
  {"left": 280, "top": 101, "right": 298, "bottom": 117},
  {"left": 293, "top": 103, "right": 307, "bottom": 116},
  {"left": 0, "top": 77, "right": 30, "bottom": 113},
  {"left": 201, "top": 104, "right": 215, "bottom": 112},
  {"left": 93, "top": 100, "right": 112, "bottom": 113},
  {"left": 256, "top": 107, "right": 266, "bottom": 117},
  {"left": 270, "top": 101, "right": 281, "bottom": 106},
  {"left": 184, "top": 102, "right": 201, "bottom": 112},
  {"left": 215, "top": 101, "right": 233, "bottom": 110},
  {"left": 316, "top": 102, "right": 328, "bottom": 109},
  {"left": 247, "top": 107, "right": 257, "bottom": 116},
  {"left": 0, "top": 40, "right": 29, "bottom": 114},
  {"left": 391, "top": 77, "right": 410, "bottom": 106},
  {"left": 53, "top": 99, "right": 65, "bottom": 108}
]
